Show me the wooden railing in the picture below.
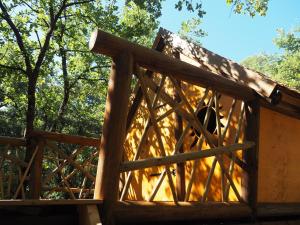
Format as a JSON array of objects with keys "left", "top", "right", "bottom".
[
  {"left": 0, "top": 131, "right": 100, "bottom": 199},
  {"left": 0, "top": 29, "right": 261, "bottom": 224},
  {"left": 90, "top": 30, "right": 260, "bottom": 224}
]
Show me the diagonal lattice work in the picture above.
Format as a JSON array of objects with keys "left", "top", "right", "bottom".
[
  {"left": 0, "top": 133, "right": 99, "bottom": 200},
  {"left": 41, "top": 141, "right": 98, "bottom": 199},
  {"left": 120, "top": 67, "right": 253, "bottom": 203},
  {"left": 0, "top": 142, "right": 27, "bottom": 199}
]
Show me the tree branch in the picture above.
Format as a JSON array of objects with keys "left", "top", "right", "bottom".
[
  {"left": 32, "top": 0, "right": 67, "bottom": 78},
  {"left": 35, "top": 30, "right": 42, "bottom": 49},
  {"left": 65, "top": 0, "right": 95, "bottom": 8},
  {"left": 0, "top": 64, "right": 26, "bottom": 74},
  {"left": 20, "top": 1, "right": 40, "bottom": 13},
  {"left": 0, "top": 0, "right": 32, "bottom": 74},
  {"left": 32, "top": 0, "right": 95, "bottom": 80}
]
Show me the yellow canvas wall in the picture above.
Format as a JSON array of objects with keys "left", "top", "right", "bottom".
[
  {"left": 258, "top": 107, "right": 300, "bottom": 202},
  {"left": 122, "top": 50, "right": 246, "bottom": 202}
]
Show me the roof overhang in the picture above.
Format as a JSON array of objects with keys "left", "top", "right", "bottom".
[{"left": 153, "top": 28, "right": 300, "bottom": 119}]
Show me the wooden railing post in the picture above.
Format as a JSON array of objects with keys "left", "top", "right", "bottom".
[
  {"left": 94, "top": 52, "right": 133, "bottom": 225},
  {"left": 172, "top": 81, "right": 185, "bottom": 201},
  {"left": 29, "top": 137, "right": 45, "bottom": 199},
  {"left": 242, "top": 99, "right": 260, "bottom": 217}
]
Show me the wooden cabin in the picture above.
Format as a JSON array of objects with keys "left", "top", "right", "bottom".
[
  {"left": 90, "top": 28, "right": 300, "bottom": 224},
  {"left": 0, "top": 28, "right": 300, "bottom": 225},
  {"left": 119, "top": 28, "right": 300, "bottom": 204}
]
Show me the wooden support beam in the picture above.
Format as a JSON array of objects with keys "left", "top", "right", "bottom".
[
  {"left": 29, "top": 138, "right": 45, "bottom": 199},
  {"left": 242, "top": 100, "right": 260, "bottom": 216},
  {"left": 120, "top": 142, "right": 254, "bottom": 172},
  {"left": 173, "top": 80, "right": 185, "bottom": 201},
  {"left": 257, "top": 203, "right": 300, "bottom": 218},
  {"left": 89, "top": 29, "right": 255, "bottom": 101},
  {"left": 29, "top": 130, "right": 100, "bottom": 147},
  {"left": 0, "top": 199, "right": 103, "bottom": 206},
  {"left": 93, "top": 53, "right": 133, "bottom": 225},
  {"left": 113, "top": 201, "right": 252, "bottom": 223},
  {"left": 0, "top": 136, "right": 26, "bottom": 146},
  {"left": 78, "top": 205, "right": 101, "bottom": 225}
]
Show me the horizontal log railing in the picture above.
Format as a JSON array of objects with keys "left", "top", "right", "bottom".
[
  {"left": 0, "top": 131, "right": 100, "bottom": 200},
  {"left": 120, "top": 142, "right": 255, "bottom": 172}
]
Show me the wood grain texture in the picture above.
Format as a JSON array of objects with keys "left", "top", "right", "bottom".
[
  {"left": 242, "top": 100, "right": 260, "bottom": 212},
  {"left": 120, "top": 142, "right": 254, "bottom": 172},
  {"left": 258, "top": 107, "right": 300, "bottom": 203},
  {"left": 156, "top": 28, "right": 277, "bottom": 98},
  {"left": 29, "top": 130, "right": 100, "bottom": 147},
  {"left": 93, "top": 52, "right": 133, "bottom": 225},
  {"left": 89, "top": 29, "right": 255, "bottom": 101}
]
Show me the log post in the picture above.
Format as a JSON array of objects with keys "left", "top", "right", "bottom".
[
  {"left": 172, "top": 80, "right": 185, "bottom": 201},
  {"left": 94, "top": 52, "right": 133, "bottom": 225},
  {"left": 242, "top": 99, "right": 260, "bottom": 218},
  {"left": 29, "top": 137, "right": 44, "bottom": 199},
  {"left": 171, "top": 51, "right": 185, "bottom": 201}
]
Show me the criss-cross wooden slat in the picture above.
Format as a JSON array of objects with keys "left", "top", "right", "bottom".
[
  {"left": 120, "top": 66, "right": 250, "bottom": 203},
  {"left": 42, "top": 144, "right": 98, "bottom": 199},
  {"left": 13, "top": 143, "right": 39, "bottom": 199},
  {"left": 201, "top": 100, "right": 245, "bottom": 202},
  {"left": 137, "top": 70, "right": 178, "bottom": 203},
  {"left": 224, "top": 101, "right": 246, "bottom": 201},
  {"left": 215, "top": 94, "right": 226, "bottom": 201},
  {"left": 42, "top": 145, "right": 86, "bottom": 186},
  {"left": 185, "top": 92, "right": 215, "bottom": 201},
  {"left": 0, "top": 133, "right": 99, "bottom": 200},
  {"left": 120, "top": 75, "right": 167, "bottom": 201},
  {"left": 169, "top": 75, "right": 244, "bottom": 202},
  {"left": 87, "top": 30, "right": 261, "bottom": 225},
  {"left": 121, "top": 67, "right": 251, "bottom": 204},
  {"left": 149, "top": 91, "right": 211, "bottom": 201}
]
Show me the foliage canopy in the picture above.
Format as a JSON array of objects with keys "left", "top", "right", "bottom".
[
  {"left": 0, "top": 0, "right": 271, "bottom": 138},
  {"left": 242, "top": 27, "right": 300, "bottom": 91}
]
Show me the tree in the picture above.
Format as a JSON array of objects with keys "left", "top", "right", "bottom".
[
  {"left": 0, "top": 0, "right": 158, "bottom": 138},
  {"left": 0, "top": 0, "right": 271, "bottom": 138},
  {"left": 175, "top": 0, "right": 268, "bottom": 17},
  {"left": 0, "top": 0, "right": 272, "bottom": 199},
  {"left": 242, "top": 27, "right": 300, "bottom": 91}
]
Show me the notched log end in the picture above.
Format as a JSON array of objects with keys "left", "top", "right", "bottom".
[{"left": 89, "top": 29, "right": 99, "bottom": 52}]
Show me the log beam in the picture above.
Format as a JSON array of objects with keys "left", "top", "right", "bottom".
[
  {"left": 0, "top": 136, "right": 26, "bottom": 146},
  {"left": 94, "top": 52, "right": 133, "bottom": 225},
  {"left": 29, "top": 138, "right": 45, "bottom": 199},
  {"left": 242, "top": 100, "right": 260, "bottom": 216},
  {"left": 89, "top": 29, "right": 256, "bottom": 101},
  {"left": 114, "top": 201, "right": 252, "bottom": 223},
  {"left": 120, "top": 142, "right": 255, "bottom": 172},
  {"left": 29, "top": 130, "right": 100, "bottom": 147}
]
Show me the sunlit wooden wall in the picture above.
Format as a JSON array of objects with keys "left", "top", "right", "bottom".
[
  {"left": 258, "top": 107, "right": 300, "bottom": 202},
  {"left": 122, "top": 48, "right": 246, "bottom": 202}
]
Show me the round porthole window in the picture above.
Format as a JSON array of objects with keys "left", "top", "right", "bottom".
[
  {"left": 197, "top": 106, "right": 217, "bottom": 134},
  {"left": 189, "top": 106, "right": 220, "bottom": 149}
]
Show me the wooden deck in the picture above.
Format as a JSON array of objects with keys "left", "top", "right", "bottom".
[{"left": 1, "top": 200, "right": 300, "bottom": 225}]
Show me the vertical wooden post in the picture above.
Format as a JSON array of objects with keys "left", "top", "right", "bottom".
[
  {"left": 173, "top": 79, "right": 185, "bottom": 201},
  {"left": 94, "top": 52, "right": 133, "bottom": 225},
  {"left": 29, "top": 137, "right": 44, "bottom": 199},
  {"left": 242, "top": 99, "right": 260, "bottom": 217}
]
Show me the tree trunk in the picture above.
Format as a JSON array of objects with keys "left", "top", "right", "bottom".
[{"left": 50, "top": 46, "right": 70, "bottom": 132}]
